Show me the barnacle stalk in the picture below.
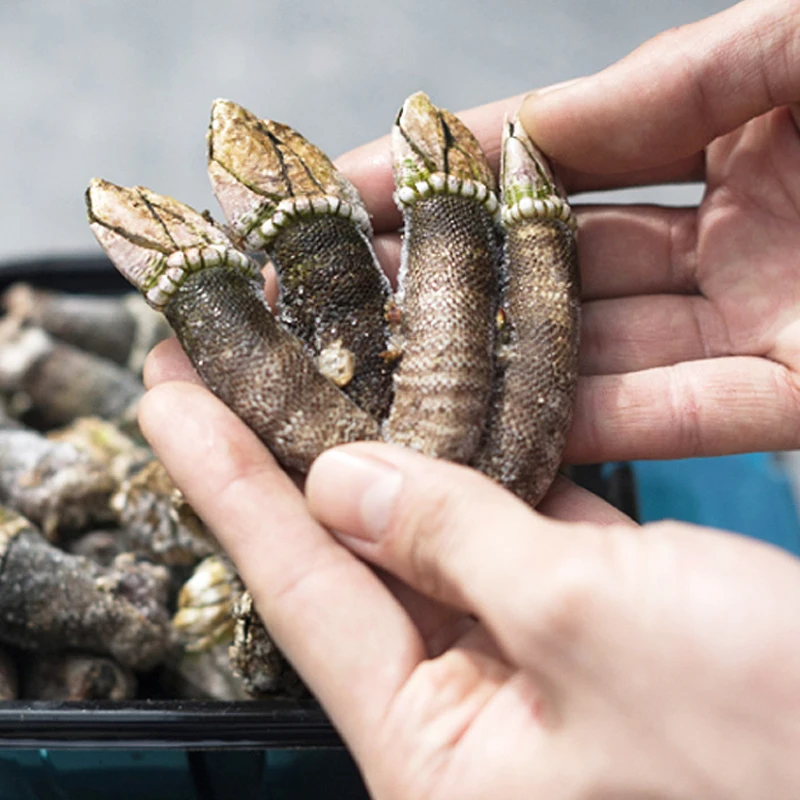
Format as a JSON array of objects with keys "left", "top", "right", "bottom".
[
  {"left": 386, "top": 92, "right": 500, "bottom": 462},
  {"left": 208, "top": 99, "right": 394, "bottom": 418},
  {"left": 3, "top": 283, "right": 172, "bottom": 374},
  {"left": 0, "top": 421, "right": 117, "bottom": 539},
  {"left": 0, "top": 318, "right": 144, "bottom": 429},
  {"left": 86, "top": 179, "right": 381, "bottom": 473},
  {"left": 0, "top": 506, "right": 172, "bottom": 670},
  {"left": 472, "top": 116, "right": 580, "bottom": 505}
]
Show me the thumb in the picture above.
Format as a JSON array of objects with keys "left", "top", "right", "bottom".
[
  {"left": 521, "top": 0, "right": 800, "bottom": 174},
  {"left": 305, "top": 442, "right": 636, "bottom": 681}
]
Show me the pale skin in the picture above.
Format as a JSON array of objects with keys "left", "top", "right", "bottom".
[{"left": 140, "top": 0, "right": 800, "bottom": 796}]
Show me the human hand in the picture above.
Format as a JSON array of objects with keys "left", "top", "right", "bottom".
[
  {"left": 139, "top": 0, "right": 800, "bottom": 796},
  {"left": 138, "top": 383, "right": 800, "bottom": 798}
]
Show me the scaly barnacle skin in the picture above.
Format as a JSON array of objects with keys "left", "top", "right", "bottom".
[
  {"left": 208, "top": 100, "right": 394, "bottom": 419},
  {"left": 472, "top": 117, "right": 580, "bottom": 506},
  {"left": 387, "top": 92, "right": 501, "bottom": 461}
]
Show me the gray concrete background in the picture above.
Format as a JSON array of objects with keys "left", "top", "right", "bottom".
[{"left": 2, "top": 0, "right": 734, "bottom": 262}]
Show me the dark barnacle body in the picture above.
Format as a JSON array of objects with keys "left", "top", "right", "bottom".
[
  {"left": 0, "top": 506, "right": 172, "bottom": 671},
  {"left": 166, "top": 268, "right": 381, "bottom": 473}
]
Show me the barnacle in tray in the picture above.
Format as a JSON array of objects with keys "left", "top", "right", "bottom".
[
  {"left": 81, "top": 93, "right": 582, "bottom": 701},
  {"left": 171, "top": 556, "right": 303, "bottom": 699},
  {"left": 3, "top": 283, "right": 172, "bottom": 375},
  {"left": 111, "top": 460, "right": 217, "bottom": 567},
  {"left": 0, "top": 419, "right": 117, "bottom": 539},
  {"left": 0, "top": 506, "right": 173, "bottom": 671},
  {"left": 0, "top": 318, "right": 144, "bottom": 430}
]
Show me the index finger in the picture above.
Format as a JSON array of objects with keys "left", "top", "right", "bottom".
[
  {"left": 521, "top": 0, "right": 800, "bottom": 174},
  {"left": 336, "top": 94, "right": 703, "bottom": 234},
  {"left": 138, "top": 382, "right": 424, "bottom": 754}
]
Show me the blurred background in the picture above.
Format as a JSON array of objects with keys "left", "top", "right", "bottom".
[
  {"left": 2, "top": 0, "right": 734, "bottom": 260},
  {"left": 2, "top": 0, "right": 799, "bottom": 553}
]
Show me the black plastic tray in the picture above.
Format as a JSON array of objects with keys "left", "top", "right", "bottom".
[
  {"left": 0, "top": 700, "right": 340, "bottom": 750},
  {"left": 0, "top": 254, "right": 346, "bottom": 749}
]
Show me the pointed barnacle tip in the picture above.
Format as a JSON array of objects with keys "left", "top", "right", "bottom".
[
  {"left": 210, "top": 97, "right": 236, "bottom": 117},
  {"left": 399, "top": 91, "right": 436, "bottom": 126},
  {"left": 85, "top": 176, "right": 108, "bottom": 206},
  {"left": 85, "top": 177, "right": 125, "bottom": 223}
]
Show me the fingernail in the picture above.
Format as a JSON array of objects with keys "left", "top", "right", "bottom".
[{"left": 308, "top": 449, "right": 403, "bottom": 541}]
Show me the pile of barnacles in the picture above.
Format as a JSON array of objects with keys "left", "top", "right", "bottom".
[{"left": 0, "top": 284, "right": 303, "bottom": 701}]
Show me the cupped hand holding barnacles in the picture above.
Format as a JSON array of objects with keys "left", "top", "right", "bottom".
[{"left": 98, "top": 1, "right": 800, "bottom": 796}]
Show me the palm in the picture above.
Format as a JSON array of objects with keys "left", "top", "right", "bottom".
[
  {"left": 560, "top": 106, "right": 800, "bottom": 465},
  {"left": 697, "top": 107, "right": 800, "bottom": 371}
]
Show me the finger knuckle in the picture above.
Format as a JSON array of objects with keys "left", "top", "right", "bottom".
[
  {"left": 520, "top": 530, "right": 628, "bottom": 655},
  {"left": 533, "top": 560, "right": 607, "bottom": 645}
]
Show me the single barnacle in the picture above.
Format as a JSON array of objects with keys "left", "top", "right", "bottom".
[
  {"left": 0, "top": 506, "right": 172, "bottom": 670},
  {"left": 472, "top": 116, "right": 580, "bottom": 506},
  {"left": 111, "top": 460, "right": 216, "bottom": 566},
  {"left": 386, "top": 92, "right": 501, "bottom": 462},
  {"left": 208, "top": 99, "right": 394, "bottom": 419},
  {"left": 87, "top": 179, "right": 381, "bottom": 473},
  {"left": 0, "top": 647, "right": 18, "bottom": 700},
  {"left": 229, "top": 591, "right": 305, "bottom": 698},
  {"left": 169, "top": 555, "right": 249, "bottom": 700},
  {"left": 22, "top": 653, "right": 136, "bottom": 701},
  {"left": 0, "top": 318, "right": 144, "bottom": 429},
  {"left": 2, "top": 283, "right": 172, "bottom": 375},
  {"left": 0, "top": 420, "right": 116, "bottom": 539},
  {"left": 172, "top": 554, "right": 237, "bottom": 652}
]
